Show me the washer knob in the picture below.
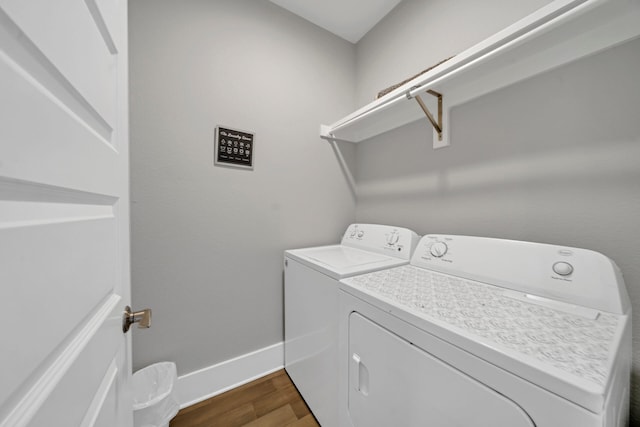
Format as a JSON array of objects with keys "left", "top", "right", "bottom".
[
  {"left": 357, "top": 230, "right": 364, "bottom": 238},
  {"left": 553, "top": 261, "right": 574, "bottom": 276},
  {"left": 430, "top": 242, "right": 448, "bottom": 258},
  {"left": 387, "top": 232, "right": 399, "bottom": 245}
]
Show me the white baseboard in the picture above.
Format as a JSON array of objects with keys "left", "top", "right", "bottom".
[{"left": 175, "top": 342, "right": 284, "bottom": 409}]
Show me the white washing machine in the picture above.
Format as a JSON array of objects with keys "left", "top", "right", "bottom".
[
  {"left": 339, "top": 235, "right": 631, "bottom": 427},
  {"left": 285, "top": 224, "right": 419, "bottom": 427}
]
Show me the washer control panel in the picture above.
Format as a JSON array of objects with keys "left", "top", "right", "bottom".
[
  {"left": 416, "top": 235, "right": 455, "bottom": 264},
  {"left": 429, "top": 241, "right": 448, "bottom": 258},
  {"left": 410, "top": 235, "right": 628, "bottom": 314},
  {"left": 341, "top": 224, "right": 419, "bottom": 260}
]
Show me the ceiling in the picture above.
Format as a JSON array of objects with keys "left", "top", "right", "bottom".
[{"left": 269, "top": 0, "right": 402, "bottom": 44}]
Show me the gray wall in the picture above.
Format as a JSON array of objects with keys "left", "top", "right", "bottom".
[
  {"left": 354, "top": 1, "right": 640, "bottom": 421},
  {"left": 129, "top": 0, "right": 356, "bottom": 375},
  {"left": 355, "top": 0, "right": 552, "bottom": 106},
  {"left": 130, "top": 0, "right": 640, "bottom": 421}
]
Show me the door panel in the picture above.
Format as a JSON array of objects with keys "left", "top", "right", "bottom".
[
  {"left": 0, "top": 1, "right": 130, "bottom": 426},
  {"left": 0, "top": 217, "right": 117, "bottom": 404},
  {"left": 20, "top": 301, "right": 122, "bottom": 427},
  {"left": 2, "top": 0, "right": 118, "bottom": 128},
  {"left": 348, "top": 312, "right": 535, "bottom": 427},
  {"left": 81, "top": 360, "right": 120, "bottom": 427},
  {"left": 0, "top": 21, "right": 117, "bottom": 193}
]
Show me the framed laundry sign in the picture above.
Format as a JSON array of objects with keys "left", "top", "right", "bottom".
[{"left": 214, "top": 126, "right": 255, "bottom": 170}]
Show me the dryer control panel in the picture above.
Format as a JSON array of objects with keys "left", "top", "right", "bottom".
[
  {"left": 411, "top": 235, "right": 629, "bottom": 315},
  {"left": 341, "top": 224, "right": 419, "bottom": 260}
]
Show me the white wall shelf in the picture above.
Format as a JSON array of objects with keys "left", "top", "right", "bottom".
[{"left": 320, "top": 0, "right": 640, "bottom": 148}]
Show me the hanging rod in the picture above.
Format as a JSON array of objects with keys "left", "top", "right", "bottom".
[{"left": 407, "top": 87, "right": 443, "bottom": 141}]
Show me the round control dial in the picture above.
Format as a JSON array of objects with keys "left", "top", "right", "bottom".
[
  {"left": 430, "top": 242, "right": 448, "bottom": 258},
  {"left": 387, "top": 232, "right": 399, "bottom": 245},
  {"left": 553, "top": 261, "right": 574, "bottom": 276}
]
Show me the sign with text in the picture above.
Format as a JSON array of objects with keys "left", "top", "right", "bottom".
[{"left": 214, "top": 126, "right": 254, "bottom": 170}]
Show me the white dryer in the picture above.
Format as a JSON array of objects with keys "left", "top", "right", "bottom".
[
  {"left": 285, "top": 224, "right": 419, "bottom": 427},
  {"left": 339, "top": 235, "right": 631, "bottom": 427}
]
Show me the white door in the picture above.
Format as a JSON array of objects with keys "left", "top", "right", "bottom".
[{"left": 0, "top": 1, "right": 132, "bottom": 426}]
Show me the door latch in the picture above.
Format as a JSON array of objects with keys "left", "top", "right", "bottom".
[{"left": 123, "top": 306, "right": 152, "bottom": 333}]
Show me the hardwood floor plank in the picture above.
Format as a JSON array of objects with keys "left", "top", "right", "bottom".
[
  {"left": 253, "top": 384, "right": 302, "bottom": 417},
  {"left": 170, "top": 381, "right": 274, "bottom": 426},
  {"left": 289, "top": 396, "right": 313, "bottom": 420},
  {"left": 169, "top": 370, "right": 318, "bottom": 427},
  {"left": 270, "top": 371, "right": 293, "bottom": 390},
  {"left": 172, "top": 402, "right": 257, "bottom": 427},
  {"left": 241, "top": 404, "right": 297, "bottom": 427},
  {"left": 209, "top": 403, "right": 257, "bottom": 427},
  {"left": 285, "top": 414, "right": 321, "bottom": 427},
  {"left": 176, "top": 370, "right": 283, "bottom": 417}
]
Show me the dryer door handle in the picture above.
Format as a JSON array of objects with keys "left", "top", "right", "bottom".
[{"left": 352, "top": 353, "right": 369, "bottom": 396}]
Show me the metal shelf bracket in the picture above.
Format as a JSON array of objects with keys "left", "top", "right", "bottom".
[{"left": 407, "top": 88, "right": 443, "bottom": 141}]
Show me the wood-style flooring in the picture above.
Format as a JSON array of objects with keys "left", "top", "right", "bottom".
[{"left": 169, "top": 369, "right": 320, "bottom": 427}]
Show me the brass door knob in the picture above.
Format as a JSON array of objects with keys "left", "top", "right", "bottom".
[{"left": 123, "top": 306, "right": 152, "bottom": 333}]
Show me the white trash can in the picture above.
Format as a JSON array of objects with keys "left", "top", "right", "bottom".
[{"left": 133, "top": 362, "right": 180, "bottom": 427}]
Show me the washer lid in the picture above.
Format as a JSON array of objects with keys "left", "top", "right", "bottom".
[
  {"left": 307, "top": 246, "right": 390, "bottom": 268},
  {"left": 286, "top": 245, "right": 407, "bottom": 279}
]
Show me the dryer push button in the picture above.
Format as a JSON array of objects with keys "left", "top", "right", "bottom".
[{"left": 553, "top": 261, "right": 574, "bottom": 276}]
